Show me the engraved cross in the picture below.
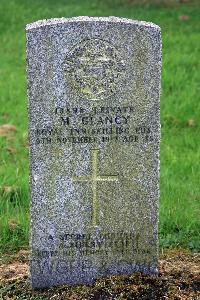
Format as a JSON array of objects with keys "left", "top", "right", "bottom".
[{"left": 72, "top": 149, "right": 118, "bottom": 226}]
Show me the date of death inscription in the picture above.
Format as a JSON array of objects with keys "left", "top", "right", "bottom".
[{"left": 33, "top": 106, "right": 155, "bottom": 146}]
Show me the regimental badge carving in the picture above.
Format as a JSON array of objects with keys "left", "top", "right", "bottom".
[{"left": 63, "top": 38, "right": 126, "bottom": 100}]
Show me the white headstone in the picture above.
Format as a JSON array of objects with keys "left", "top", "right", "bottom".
[{"left": 26, "top": 17, "right": 162, "bottom": 288}]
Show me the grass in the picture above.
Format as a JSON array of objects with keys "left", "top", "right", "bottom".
[{"left": 0, "top": 0, "right": 199, "bottom": 253}]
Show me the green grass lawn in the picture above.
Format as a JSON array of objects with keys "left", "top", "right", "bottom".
[{"left": 0, "top": 0, "right": 199, "bottom": 253}]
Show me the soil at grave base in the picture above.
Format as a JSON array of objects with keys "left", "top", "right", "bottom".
[{"left": 0, "top": 250, "right": 199, "bottom": 300}]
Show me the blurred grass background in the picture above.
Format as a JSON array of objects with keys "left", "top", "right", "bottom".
[{"left": 0, "top": 0, "right": 199, "bottom": 253}]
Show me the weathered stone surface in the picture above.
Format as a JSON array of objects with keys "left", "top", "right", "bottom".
[{"left": 26, "top": 17, "right": 162, "bottom": 288}]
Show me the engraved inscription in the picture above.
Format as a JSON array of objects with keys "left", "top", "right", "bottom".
[
  {"left": 32, "top": 231, "right": 149, "bottom": 258},
  {"left": 63, "top": 39, "right": 125, "bottom": 99},
  {"left": 34, "top": 105, "right": 154, "bottom": 146}
]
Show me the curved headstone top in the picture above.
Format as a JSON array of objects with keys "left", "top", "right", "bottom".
[
  {"left": 26, "top": 16, "right": 161, "bottom": 31},
  {"left": 26, "top": 16, "right": 161, "bottom": 288}
]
